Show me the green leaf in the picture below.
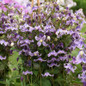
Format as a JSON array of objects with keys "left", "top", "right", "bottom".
[
  {"left": 32, "top": 83, "right": 39, "bottom": 86},
  {"left": 0, "top": 63, "right": 5, "bottom": 70},
  {"left": 72, "top": 80, "right": 82, "bottom": 84},
  {"left": 41, "top": 79, "right": 51, "bottom": 86},
  {"left": 6, "top": 79, "right": 10, "bottom": 86},
  {"left": 0, "top": 81, "right": 6, "bottom": 84},
  {"left": 33, "top": 70, "right": 38, "bottom": 77}
]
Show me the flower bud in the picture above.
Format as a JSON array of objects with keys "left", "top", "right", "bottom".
[
  {"left": 47, "top": 36, "right": 51, "bottom": 41},
  {"left": 63, "top": 17, "right": 66, "bottom": 21},
  {"left": 0, "top": 9, "right": 2, "bottom": 13},
  {"left": 10, "top": 42, "right": 14, "bottom": 46},
  {"left": 55, "top": 38, "right": 57, "bottom": 41},
  {"left": 20, "top": 76, "right": 23, "bottom": 82},
  {"left": 13, "top": 15, "right": 19, "bottom": 20}
]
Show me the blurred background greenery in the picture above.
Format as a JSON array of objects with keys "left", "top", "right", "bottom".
[{"left": 72, "top": 0, "right": 86, "bottom": 16}]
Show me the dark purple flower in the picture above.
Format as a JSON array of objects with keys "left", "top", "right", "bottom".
[
  {"left": 13, "top": 68, "right": 16, "bottom": 70},
  {"left": 83, "top": 82, "right": 86, "bottom": 86},
  {"left": 17, "top": 57, "right": 19, "bottom": 62},
  {"left": 20, "top": 76, "right": 23, "bottom": 82},
  {"left": 28, "top": 60, "right": 31, "bottom": 66},
  {"left": 51, "top": 44, "right": 54, "bottom": 49}
]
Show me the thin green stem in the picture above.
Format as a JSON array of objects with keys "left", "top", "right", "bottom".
[
  {"left": 51, "top": 67, "right": 54, "bottom": 86},
  {"left": 31, "top": 60, "right": 33, "bottom": 86},
  {"left": 39, "top": 62, "right": 42, "bottom": 86}
]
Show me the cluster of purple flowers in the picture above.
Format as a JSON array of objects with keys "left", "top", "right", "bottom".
[{"left": 0, "top": 1, "right": 86, "bottom": 85}]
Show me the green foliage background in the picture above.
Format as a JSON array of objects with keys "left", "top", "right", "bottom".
[{"left": 72, "top": 0, "right": 86, "bottom": 16}]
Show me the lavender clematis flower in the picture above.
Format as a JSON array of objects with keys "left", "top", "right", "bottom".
[
  {"left": 0, "top": 56, "right": 6, "bottom": 60},
  {"left": 35, "top": 35, "right": 47, "bottom": 47},
  {"left": 34, "top": 57, "right": 46, "bottom": 62},
  {"left": 76, "top": 50, "right": 86, "bottom": 64},
  {"left": 35, "top": 26, "right": 43, "bottom": 32},
  {"left": 64, "top": 63, "right": 77, "bottom": 73},
  {"left": 44, "top": 25, "right": 55, "bottom": 33},
  {"left": 48, "top": 50, "right": 57, "bottom": 57},
  {"left": 47, "top": 63, "right": 59, "bottom": 67},
  {"left": 57, "top": 50, "right": 66, "bottom": 55},
  {"left": 0, "top": 40, "right": 9, "bottom": 46},
  {"left": 23, "top": 70, "right": 33, "bottom": 75},
  {"left": 48, "top": 50, "right": 66, "bottom": 57},
  {"left": 28, "top": 51, "right": 34, "bottom": 56},
  {"left": 59, "top": 55, "right": 68, "bottom": 61},
  {"left": 78, "top": 71, "right": 86, "bottom": 82},
  {"left": 41, "top": 72, "right": 54, "bottom": 77},
  {"left": 29, "top": 26, "right": 35, "bottom": 32},
  {"left": 33, "top": 51, "right": 41, "bottom": 56},
  {"left": 56, "top": 29, "right": 70, "bottom": 38},
  {"left": 47, "top": 57, "right": 57, "bottom": 63}
]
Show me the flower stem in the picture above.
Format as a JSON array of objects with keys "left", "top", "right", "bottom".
[
  {"left": 31, "top": 60, "right": 33, "bottom": 86},
  {"left": 39, "top": 62, "right": 42, "bottom": 86},
  {"left": 51, "top": 67, "right": 54, "bottom": 86}
]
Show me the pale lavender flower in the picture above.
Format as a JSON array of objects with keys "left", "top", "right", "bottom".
[
  {"left": 29, "top": 26, "right": 35, "bottom": 32},
  {"left": 23, "top": 70, "right": 33, "bottom": 75},
  {"left": 56, "top": 29, "right": 70, "bottom": 38},
  {"left": 33, "top": 51, "right": 41, "bottom": 56},
  {"left": 78, "top": 71, "right": 86, "bottom": 82},
  {"left": 35, "top": 35, "right": 47, "bottom": 47},
  {"left": 34, "top": 57, "right": 46, "bottom": 62},
  {"left": 0, "top": 40, "right": 9, "bottom": 46},
  {"left": 28, "top": 51, "right": 34, "bottom": 56},
  {"left": 64, "top": 63, "right": 77, "bottom": 73},
  {"left": 57, "top": 50, "right": 66, "bottom": 55},
  {"left": 35, "top": 26, "right": 43, "bottom": 32},
  {"left": 44, "top": 25, "right": 55, "bottom": 33},
  {"left": 0, "top": 56, "right": 6, "bottom": 60},
  {"left": 59, "top": 55, "right": 68, "bottom": 61},
  {"left": 75, "top": 50, "right": 86, "bottom": 64},
  {"left": 47, "top": 63, "right": 59, "bottom": 67},
  {"left": 41, "top": 72, "right": 54, "bottom": 77},
  {"left": 48, "top": 50, "right": 57, "bottom": 57},
  {"left": 47, "top": 57, "right": 57, "bottom": 63}
]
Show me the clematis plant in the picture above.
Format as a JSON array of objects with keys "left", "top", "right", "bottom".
[
  {"left": 0, "top": 1, "right": 86, "bottom": 86},
  {"left": 0, "top": 1, "right": 25, "bottom": 81},
  {"left": 11, "top": 2, "right": 85, "bottom": 86}
]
